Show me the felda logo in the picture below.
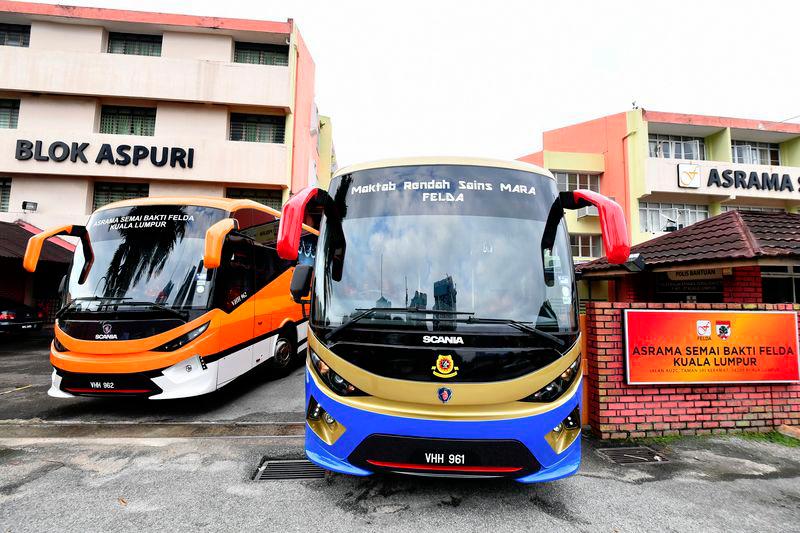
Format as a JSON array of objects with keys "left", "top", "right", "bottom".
[{"left": 432, "top": 354, "right": 459, "bottom": 379}]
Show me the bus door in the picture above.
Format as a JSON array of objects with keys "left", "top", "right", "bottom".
[{"left": 215, "top": 236, "right": 256, "bottom": 385}]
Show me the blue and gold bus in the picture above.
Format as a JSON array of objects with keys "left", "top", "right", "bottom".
[{"left": 276, "top": 157, "right": 629, "bottom": 481}]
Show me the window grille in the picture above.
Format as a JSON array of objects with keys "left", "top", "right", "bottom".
[
  {"left": 107, "top": 32, "right": 162, "bottom": 56},
  {"left": 731, "top": 140, "right": 780, "bottom": 166},
  {"left": 648, "top": 134, "right": 706, "bottom": 160},
  {"left": 226, "top": 188, "right": 283, "bottom": 210},
  {"left": 99, "top": 106, "right": 156, "bottom": 136},
  {"left": 93, "top": 182, "right": 149, "bottom": 210},
  {"left": 229, "top": 113, "right": 285, "bottom": 144},
  {"left": 0, "top": 99, "right": 19, "bottom": 129},
  {"left": 0, "top": 178, "right": 10, "bottom": 212},
  {"left": 553, "top": 171, "right": 600, "bottom": 192},
  {"left": 0, "top": 23, "right": 30, "bottom": 47},
  {"left": 639, "top": 202, "right": 709, "bottom": 233},
  {"left": 234, "top": 42, "right": 289, "bottom": 66}
]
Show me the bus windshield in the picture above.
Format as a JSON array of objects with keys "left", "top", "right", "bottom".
[
  {"left": 313, "top": 165, "right": 577, "bottom": 337},
  {"left": 66, "top": 204, "right": 226, "bottom": 316}
]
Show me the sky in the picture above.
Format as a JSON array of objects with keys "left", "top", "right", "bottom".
[{"left": 59, "top": 0, "right": 800, "bottom": 167}]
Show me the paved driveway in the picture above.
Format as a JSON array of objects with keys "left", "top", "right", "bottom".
[
  {"left": 2, "top": 334, "right": 799, "bottom": 532},
  {"left": 0, "top": 332, "right": 306, "bottom": 425},
  {"left": 1, "top": 434, "right": 798, "bottom": 532}
]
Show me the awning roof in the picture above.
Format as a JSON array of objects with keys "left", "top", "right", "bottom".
[
  {"left": 0, "top": 221, "right": 73, "bottom": 263},
  {"left": 578, "top": 211, "right": 800, "bottom": 277}
]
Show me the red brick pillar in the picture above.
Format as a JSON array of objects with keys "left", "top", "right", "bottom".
[
  {"left": 584, "top": 302, "right": 626, "bottom": 438},
  {"left": 723, "top": 266, "right": 763, "bottom": 303}
]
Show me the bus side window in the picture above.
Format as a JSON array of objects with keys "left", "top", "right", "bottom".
[
  {"left": 217, "top": 239, "right": 255, "bottom": 312},
  {"left": 253, "top": 243, "right": 292, "bottom": 292}
]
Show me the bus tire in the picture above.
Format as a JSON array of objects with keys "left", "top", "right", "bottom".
[{"left": 267, "top": 327, "right": 297, "bottom": 374}]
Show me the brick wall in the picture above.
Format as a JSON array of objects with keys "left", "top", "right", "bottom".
[
  {"left": 723, "top": 266, "right": 763, "bottom": 303},
  {"left": 585, "top": 301, "right": 800, "bottom": 439}
]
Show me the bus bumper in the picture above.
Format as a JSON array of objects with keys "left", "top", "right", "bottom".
[
  {"left": 305, "top": 369, "right": 582, "bottom": 483},
  {"left": 49, "top": 357, "right": 221, "bottom": 399}
]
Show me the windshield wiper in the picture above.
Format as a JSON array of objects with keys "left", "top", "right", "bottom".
[
  {"left": 464, "top": 317, "right": 568, "bottom": 347},
  {"left": 121, "top": 301, "right": 189, "bottom": 321},
  {"left": 56, "top": 297, "right": 187, "bottom": 321},
  {"left": 324, "top": 307, "right": 475, "bottom": 342},
  {"left": 56, "top": 296, "right": 131, "bottom": 318}
]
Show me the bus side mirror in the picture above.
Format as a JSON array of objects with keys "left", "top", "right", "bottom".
[
  {"left": 24, "top": 225, "right": 93, "bottom": 284},
  {"left": 277, "top": 187, "right": 321, "bottom": 260},
  {"left": 560, "top": 190, "right": 630, "bottom": 264},
  {"left": 290, "top": 265, "right": 313, "bottom": 303},
  {"left": 204, "top": 218, "right": 238, "bottom": 269}
]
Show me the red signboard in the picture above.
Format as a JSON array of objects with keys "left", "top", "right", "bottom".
[{"left": 624, "top": 310, "right": 800, "bottom": 385}]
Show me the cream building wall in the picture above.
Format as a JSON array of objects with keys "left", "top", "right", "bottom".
[{"left": 0, "top": 16, "right": 305, "bottom": 230}]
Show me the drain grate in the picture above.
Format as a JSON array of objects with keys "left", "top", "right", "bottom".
[
  {"left": 253, "top": 458, "right": 326, "bottom": 480},
  {"left": 597, "top": 446, "right": 669, "bottom": 465}
]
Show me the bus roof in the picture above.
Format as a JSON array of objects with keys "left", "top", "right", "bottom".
[
  {"left": 95, "top": 196, "right": 282, "bottom": 216},
  {"left": 332, "top": 156, "right": 553, "bottom": 180}
]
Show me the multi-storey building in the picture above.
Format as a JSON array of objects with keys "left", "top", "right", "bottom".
[
  {"left": 0, "top": 1, "right": 334, "bottom": 230},
  {"left": 0, "top": 1, "right": 334, "bottom": 308},
  {"left": 520, "top": 108, "right": 800, "bottom": 264}
]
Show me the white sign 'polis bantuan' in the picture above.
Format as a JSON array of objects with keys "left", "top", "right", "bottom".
[{"left": 646, "top": 159, "right": 800, "bottom": 202}]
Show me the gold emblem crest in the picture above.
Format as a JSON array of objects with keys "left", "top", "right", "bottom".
[{"left": 432, "top": 354, "right": 459, "bottom": 378}]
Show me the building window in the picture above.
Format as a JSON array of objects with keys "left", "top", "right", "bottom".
[
  {"left": 229, "top": 113, "right": 285, "bottom": 144},
  {"left": 553, "top": 171, "right": 600, "bottom": 192},
  {"left": 0, "top": 23, "right": 30, "bottom": 47},
  {"left": 762, "top": 266, "right": 800, "bottom": 303},
  {"left": 226, "top": 188, "right": 283, "bottom": 210},
  {"left": 99, "top": 106, "right": 156, "bottom": 136},
  {"left": 570, "top": 234, "right": 602, "bottom": 259},
  {"left": 107, "top": 32, "right": 162, "bottom": 57},
  {"left": 639, "top": 202, "right": 709, "bottom": 233},
  {"left": 731, "top": 140, "right": 780, "bottom": 166},
  {"left": 0, "top": 99, "right": 19, "bottom": 129},
  {"left": 648, "top": 134, "right": 706, "bottom": 160},
  {"left": 721, "top": 205, "right": 785, "bottom": 214},
  {"left": 233, "top": 42, "right": 290, "bottom": 66},
  {"left": 0, "top": 178, "right": 10, "bottom": 212},
  {"left": 93, "top": 182, "right": 149, "bottom": 210}
]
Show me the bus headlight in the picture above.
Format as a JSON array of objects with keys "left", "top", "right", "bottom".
[
  {"left": 522, "top": 357, "right": 581, "bottom": 403},
  {"left": 309, "top": 349, "right": 365, "bottom": 396},
  {"left": 152, "top": 322, "right": 210, "bottom": 352},
  {"left": 52, "top": 337, "right": 67, "bottom": 352}
]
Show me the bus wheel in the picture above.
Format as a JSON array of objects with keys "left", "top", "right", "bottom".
[{"left": 268, "top": 330, "right": 296, "bottom": 372}]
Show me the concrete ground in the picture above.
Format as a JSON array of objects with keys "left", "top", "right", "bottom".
[
  {"left": 1, "top": 334, "right": 799, "bottom": 532},
  {"left": 0, "top": 331, "right": 306, "bottom": 425}
]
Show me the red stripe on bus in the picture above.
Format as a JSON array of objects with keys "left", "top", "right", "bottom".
[{"left": 366, "top": 460, "right": 522, "bottom": 473}]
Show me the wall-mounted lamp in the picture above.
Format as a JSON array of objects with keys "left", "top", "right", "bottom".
[
  {"left": 623, "top": 253, "right": 646, "bottom": 273},
  {"left": 21, "top": 201, "right": 38, "bottom": 212}
]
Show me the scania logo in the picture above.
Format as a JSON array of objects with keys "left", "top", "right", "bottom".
[
  {"left": 422, "top": 335, "right": 464, "bottom": 345},
  {"left": 95, "top": 321, "right": 118, "bottom": 340},
  {"left": 437, "top": 387, "right": 453, "bottom": 403}
]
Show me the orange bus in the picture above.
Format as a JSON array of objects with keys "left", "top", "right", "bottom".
[{"left": 23, "top": 197, "right": 316, "bottom": 399}]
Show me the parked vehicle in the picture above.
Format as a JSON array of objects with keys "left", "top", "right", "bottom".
[
  {"left": 23, "top": 197, "right": 316, "bottom": 399},
  {"left": 276, "top": 157, "right": 629, "bottom": 482},
  {"left": 0, "top": 297, "right": 44, "bottom": 334}
]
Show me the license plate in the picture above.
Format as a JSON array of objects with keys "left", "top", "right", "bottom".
[
  {"left": 20, "top": 324, "right": 33, "bottom": 329},
  {"left": 89, "top": 381, "right": 116, "bottom": 390},
  {"left": 422, "top": 451, "right": 467, "bottom": 466}
]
